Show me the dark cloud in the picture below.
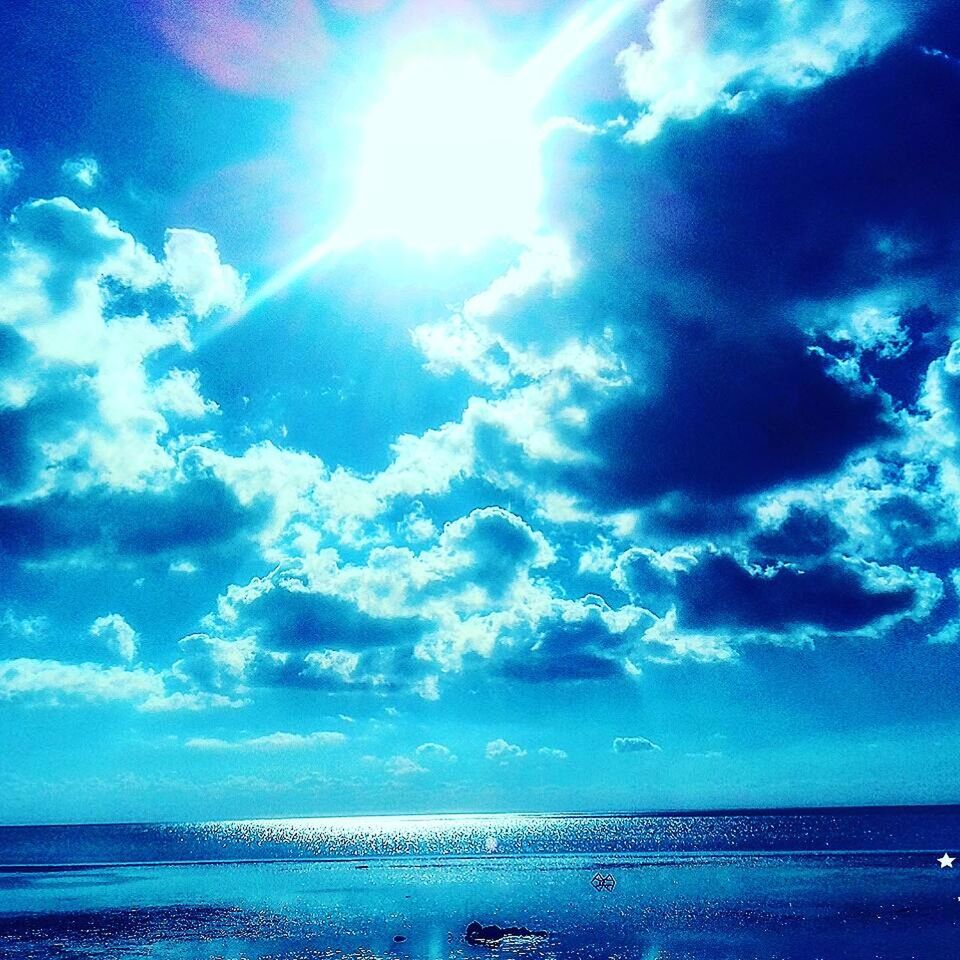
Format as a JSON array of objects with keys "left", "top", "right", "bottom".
[
  {"left": 752, "top": 506, "right": 845, "bottom": 561},
  {"left": 246, "top": 589, "right": 424, "bottom": 652},
  {"left": 0, "top": 327, "right": 96, "bottom": 501},
  {"left": 565, "top": 322, "right": 889, "bottom": 503},
  {"left": 545, "top": 36, "right": 960, "bottom": 325},
  {"left": 498, "top": 609, "right": 625, "bottom": 683},
  {"left": 676, "top": 553, "right": 921, "bottom": 633},
  {"left": 484, "top": 28, "right": 960, "bottom": 518},
  {"left": 0, "top": 475, "right": 261, "bottom": 558}
]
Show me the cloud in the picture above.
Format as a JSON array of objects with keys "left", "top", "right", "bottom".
[
  {"left": 613, "top": 736, "right": 661, "bottom": 753},
  {"left": 61, "top": 157, "right": 100, "bottom": 189},
  {"left": 413, "top": 675, "right": 440, "bottom": 700},
  {"left": 0, "top": 148, "right": 21, "bottom": 187},
  {"left": 674, "top": 552, "right": 938, "bottom": 634},
  {"left": 169, "top": 560, "right": 199, "bottom": 574},
  {"left": 385, "top": 755, "right": 427, "bottom": 777},
  {"left": 415, "top": 742, "right": 457, "bottom": 762},
  {"left": 538, "top": 747, "right": 568, "bottom": 760},
  {"left": 184, "top": 730, "right": 346, "bottom": 751},
  {"left": 497, "top": 603, "right": 641, "bottom": 683},
  {"left": 618, "top": 0, "right": 905, "bottom": 143},
  {"left": 90, "top": 613, "right": 138, "bottom": 663},
  {"left": 302, "top": 649, "right": 361, "bottom": 683},
  {"left": 752, "top": 505, "right": 845, "bottom": 560},
  {"left": 163, "top": 229, "right": 245, "bottom": 318},
  {"left": 485, "top": 738, "right": 527, "bottom": 761},
  {"left": 0, "top": 475, "right": 262, "bottom": 560},
  {"left": 567, "top": 324, "right": 889, "bottom": 505},
  {"left": 139, "top": 691, "right": 248, "bottom": 712},
  {"left": 232, "top": 586, "right": 423, "bottom": 653},
  {"left": 0, "top": 658, "right": 163, "bottom": 704},
  {"left": 0, "top": 197, "right": 246, "bottom": 504}
]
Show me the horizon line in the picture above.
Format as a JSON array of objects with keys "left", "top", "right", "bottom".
[{"left": 3, "top": 800, "right": 958, "bottom": 831}]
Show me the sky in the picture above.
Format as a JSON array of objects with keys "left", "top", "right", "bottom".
[{"left": 0, "top": 0, "right": 959, "bottom": 824}]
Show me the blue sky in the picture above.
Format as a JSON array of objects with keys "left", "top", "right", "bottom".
[{"left": 1, "top": 0, "right": 959, "bottom": 824}]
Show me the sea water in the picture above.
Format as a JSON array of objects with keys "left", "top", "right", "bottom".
[{"left": 0, "top": 807, "right": 957, "bottom": 959}]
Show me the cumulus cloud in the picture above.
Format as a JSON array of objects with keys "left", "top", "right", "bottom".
[
  {"left": 386, "top": 755, "right": 427, "bottom": 777},
  {"left": 570, "top": 324, "right": 889, "bottom": 505},
  {"left": 618, "top": 0, "right": 905, "bottom": 143},
  {"left": 90, "top": 613, "right": 138, "bottom": 663},
  {"left": 61, "top": 156, "right": 100, "bottom": 189},
  {"left": 0, "top": 197, "right": 244, "bottom": 503},
  {"left": 184, "top": 730, "right": 346, "bottom": 751},
  {"left": 163, "top": 228, "right": 245, "bottom": 318},
  {"left": 538, "top": 746, "right": 568, "bottom": 760},
  {"left": 613, "top": 736, "right": 661, "bottom": 753},
  {"left": 415, "top": 742, "right": 457, "bottom": 762},
  {"left": 485, "top": 738, "right": 527, "bottom": 761}
]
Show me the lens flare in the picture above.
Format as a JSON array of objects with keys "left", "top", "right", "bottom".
[{"left": 230, "top": 0, "right": 643, "bottom": 324}]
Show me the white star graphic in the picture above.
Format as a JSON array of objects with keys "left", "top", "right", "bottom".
[{"left": 938, "top": 853, "right": 955, "bottom": 869}]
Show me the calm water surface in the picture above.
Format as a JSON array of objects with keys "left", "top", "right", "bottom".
[{"left": 0, "top": 807, "right": 957, "bottom": 959}]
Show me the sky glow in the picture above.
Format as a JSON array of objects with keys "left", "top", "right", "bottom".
[{"left": 232, "top": 0, "right": 644, "bottom": 324}]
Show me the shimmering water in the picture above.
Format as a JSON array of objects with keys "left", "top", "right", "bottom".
[{"left": 0, "top": 807, "right": 957, "bottom": 959}]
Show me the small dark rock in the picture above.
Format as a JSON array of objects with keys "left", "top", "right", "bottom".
[{"left": 464, "top": 920, "right": 546, "bottom": 944}]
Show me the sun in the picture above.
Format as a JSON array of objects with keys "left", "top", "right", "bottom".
[
  {"left": 223, "top": 0, "right": 642, "bottom": 326},
  {"left": 343, "top": 53, "right": 543, "bottom": 254}
]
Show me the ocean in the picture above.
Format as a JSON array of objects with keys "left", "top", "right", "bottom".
[{"left": 0, "top": 806, "right": 957, "bottom": 959}]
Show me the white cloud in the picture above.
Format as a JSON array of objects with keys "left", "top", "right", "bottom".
[
  {"left": 153, "top": 369, "right": 219, "bottom": 419},
  {"left": 89, "top": 613, "right": 138, "bottom": 663},
  {"left": 0, "top": 148, "right": 22, "bottom": 186},
  {"left": 463, "top": 234, "right": 575, "bottom": 320},
  {"left": 0, "top": 198, "right": 240, "bottom": 495},
  {"left": 639, "top": 608, "right": 737, "bottom": 663},
  {"left": 61, "top": 156, "right": 101, "bottom": 189},
  {"left": 485, "top": 738, "right": 527, "bottom": 761},
  {"left": 139, "top": 691, "right": 248, "bottom": 713},
  {"left": 618, "top": 0, "right": 905, "bottom": 143},
  {"left": 163, "top": 228, "right": 246, "bottom": 318},
  {"left": 169, "top": 560, "right": 199, "bottom": 574},
  {"left": 538, "top": 746, "right": 568, "bottom": 760},
  {"left": 386, "top": 755, "right": 427, "bottom": 776},
  {"left": 1, "top": 610, "right": 47, "bottom": 640},
  {"left": 413, "top": 675, "right": 440, "bottom": 701},
  {"left": 302, "top": 649, "right": 360, "bottom": 683},
  {"left": 416, "top": 742, "right": 457, "bottom": 762},
  {"left": 0, "top": 658, "right": 163, "bottom": 703},
  {"left": 613, "top": 736, "right": 661, "bottom": 753},
  {"left": 185, "top": 730, "right": 347, "bottom": 751}
]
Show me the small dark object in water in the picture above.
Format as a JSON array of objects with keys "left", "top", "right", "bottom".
[
  {"left": 464, "top": 921, "right": 546, "bottom": 944},
  {"left": 393, "top": 935, "right": 407, "bottom": 943}
]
